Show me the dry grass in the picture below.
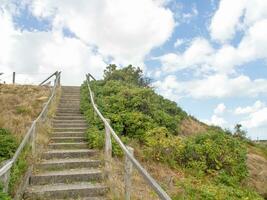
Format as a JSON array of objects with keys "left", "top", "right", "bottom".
[
  {"left": 0, "top": 84, "right": 50, "bottom": 141},
  {"left": 107, "top": 148, "right": 184, "bottom": 200},
  {"left": 180, "top": 117, "right": 207, "bottom": 136}
]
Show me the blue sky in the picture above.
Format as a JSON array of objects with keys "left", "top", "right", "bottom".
[{"left": 0, "top": 0, "right": 267, "bottom": 139}]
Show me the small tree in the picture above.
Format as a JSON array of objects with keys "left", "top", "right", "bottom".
[{"left": 234, "top": 124, "right": 247, "bottom": 138}]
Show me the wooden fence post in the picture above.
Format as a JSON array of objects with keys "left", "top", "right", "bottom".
[
  {"left": 31, "top": 123, "right": 36, "bottom": 157},
  {"left": 104, "top": 118, "right": 112, "bottom": 180},
  {"left": 12, "top": 72, "right": 15, "bottom": 84},
  {"left": 125, "top": 146, "right": 134, "bottom": 200}
]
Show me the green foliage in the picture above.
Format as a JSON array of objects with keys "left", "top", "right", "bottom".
[
  {"left": 179, "top": 131, "right": 248, "bottom": 182},
  {"left": 144, "top": 127, "right": 182, "bottom": 167},
  {"left": 0, "top": 128, "right": 18, "bottom": 163},
  {"left": 80, "top": 65, "right": 259, "bottom": 198},
  {"left": 172, "top": 178, "right": 263, "bottom": 200},
  {"left": 8, "top": 146, "right": 29, "bottom": 196},
  {"left": 104, "top": 64, "right": 151, "bottom": 87},
  {"left": 0, "top": 184, "right": 11, "bottom": 200}
]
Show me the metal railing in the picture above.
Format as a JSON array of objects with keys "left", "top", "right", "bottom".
[
  {"left": 86, "top": 73, "right": 172, "bottom": 200},
  {"left": 0, "top": 71, "right": 61, "bottom": 192}
]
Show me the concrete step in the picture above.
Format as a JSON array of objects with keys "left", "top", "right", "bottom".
[
  {"left": 57, "top": 108, "right": 81, "bottom": 111},
  {"left": 61, "top": 96, "right": 80, "bottom": 99},
  {"left": 48, "top": 142, "right": 88, "bottom": 149},
  {"left": 60, "top": 98, "right": 80, "bottom": 102},
  {"left": 51, "top": 137, "right": 86, "bottom": 143},
  {"left": 53, "top": 123, "right": 88, "bottom": 129},
  {"left": 55, "top": 113, "right": 84, "bottom": 117},
  {"left": 54, "top": 116, "right": 85, "bottom": 120},
  {"left": 56, "top": 110, "right": 82, "bottom": 114},
  {"left": 57, "top": 106, "right": 81, "bottom": 110},
  {"left": 55, "top": 197, "right": 106, "bottom": 200},
  {"left": 30, "top": 169, "right": 103, "bottom": 185},
  {"left": 53, "top": 119, "right": 87, "bottom": 124},
  {"left": 24, "top": 182, "right": 108, "bottom": 199},
  {"left": 59, "top": 100, "right": 80, "bottom": 104},
  {"left": 42, "top": 149, "right": 98, "bottom": 159},
  {"left": 53, "top": 124, "right": 87, "bottom": 128},
  {"left": 37, "top": 158, "right": 102, "bottom": 171},
  {"left": 51, "top": 132, "right": 85, "bottom": 137},
  {"left": 53, "top": 127, "right": 87, "bottom": 132}
]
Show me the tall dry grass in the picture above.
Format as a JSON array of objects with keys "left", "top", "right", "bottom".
[{"left": 0, "top": 84, "right": 50, "bottom": 142}]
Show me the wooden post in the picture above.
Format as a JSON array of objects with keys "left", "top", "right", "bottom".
[
  {"left": 12, "top": 72, "right": 15, "bottom": 84},
  {"left": 31, "top": 123, "right": 36, "bottom": 157},
  {"left": 125, "top": 146, "right": 134, "bottom": 200},
  {"left": 104, "top": 118, "right": 112, "bottom": 180}
]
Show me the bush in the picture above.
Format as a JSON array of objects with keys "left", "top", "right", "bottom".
[
  {"left": 0, "top": 128, "right": 18, "bottom": 163},
  {"left": 179, "top": 131, "right": 248, "bottom": 182},
  {"left": 144, "top": 127, "right": 181, "bottom": 167},
  {"left": 86, "top": 127, "right": 123, "bottom": 157}
]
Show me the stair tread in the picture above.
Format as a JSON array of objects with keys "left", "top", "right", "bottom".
[
  {"left": 45, "top": 149, "right": 95, "bottom": 153},
  {"left": 49, "top": 142, "right": 87, "bottom": 145},
  {"left": 33, "top": 168, "right": 102, "bottom": 176},
  {"left": 51, "top": 136, "right": 86, "bottom": 138},
  {"left": 27, "top": 182, "right": 107, "bottom": 192},
  {"left": 40, "top": 158, "right": 101, "bottom": 164}
]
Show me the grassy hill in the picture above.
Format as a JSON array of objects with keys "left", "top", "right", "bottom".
[
  {"left": 81, "top": 65, "right": 266, "bottom": 199},
  {"left": 0, "top": 84, "right": 49, "bottom": 199}
]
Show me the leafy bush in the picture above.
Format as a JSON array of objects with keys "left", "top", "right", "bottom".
[
  {"left": 179, "top": 131, "right": 248, "bottom": 182},
  {"left": 0, "top": 128, "right": 18, "bottom": 163}
]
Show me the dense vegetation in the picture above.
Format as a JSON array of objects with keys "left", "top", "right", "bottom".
[
  {"left": 0, "top": 128, "right": 18, "bottom": 163},
  {"left": 81, "top": 65, "right": 263, "bottom": 199}
]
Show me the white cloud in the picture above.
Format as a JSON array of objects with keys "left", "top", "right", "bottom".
[
  {"left": 210, "top": 0, "right": 267, "bottom": 43},
  {"left": 154, "top": 74, "right": 267, "bottom": 99},
  {"left": 214, "top": 103, "right": 226, "bottom": 115},
  {"left": 210, "top": 0, "right": 246, "bottom": 42},
  {"left": 241, "top": 107, "right": 267, "bottom": 128},
  {"left": 204, "top": 114, "right": 227, "bottom": 127},
  {"left": 234, "top": 100, "right": 265, "bottom": 115},
  {"left": 0, "top": 6, "right": 107, "bottom": 85},
  {"left": 160, "top": 37, "right": 213, "bottom": 72},
  {"left": 27, "top": 0, "right": 175, "bottom": 65}
]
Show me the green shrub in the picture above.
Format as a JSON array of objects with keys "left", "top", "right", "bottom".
[
  {"left": 86, "top": 126, "right": 123, "bottom": 157},
  {"left": 179, "top": 131, "right": 248, "bottom": 182},
  {"left": 144, "top": 127, "right": 181, "bottom": 167},
  {"left": 0, "top": 128, "right": 18, "bottom": 163}
]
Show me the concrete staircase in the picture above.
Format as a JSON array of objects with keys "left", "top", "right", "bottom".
[{"left": 24, "top": 86, "right": 108, "bottom": 200}]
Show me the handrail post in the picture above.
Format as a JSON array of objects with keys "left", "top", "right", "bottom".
[
  {"left": 0, "top": 164, "right": 11, "bottom": 192},
  {"left": 125, "top": 146, "right": 134, "bottom": 200},
  {"left": 31, "top": 122, "right": 36, "bottom": 157},
  {"left": 104, "top": 118, "right": 112, "bottom": 180}
]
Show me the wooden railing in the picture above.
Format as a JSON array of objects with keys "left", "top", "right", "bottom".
[
  {"left": 86, "top": 73, "right": 172, "bottom": 200},
  {"left": 0, "top": 71, "right": 61, "bottom": 192}
]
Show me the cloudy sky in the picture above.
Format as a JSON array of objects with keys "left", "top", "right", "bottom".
[{"left": 0, "top": 0, "right": 267, "bottom": 139}]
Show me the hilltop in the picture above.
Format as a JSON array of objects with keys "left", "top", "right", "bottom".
[{"left": 81, "top": 65, "right": 267, "bottom": 199}]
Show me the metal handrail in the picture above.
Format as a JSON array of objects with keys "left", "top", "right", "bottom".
[
  {"left": 86, "top": 74, "right": 171, "bottom": 200},
  {"left": 0, "top": 71, "right": 61, "bottom": 192}
]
